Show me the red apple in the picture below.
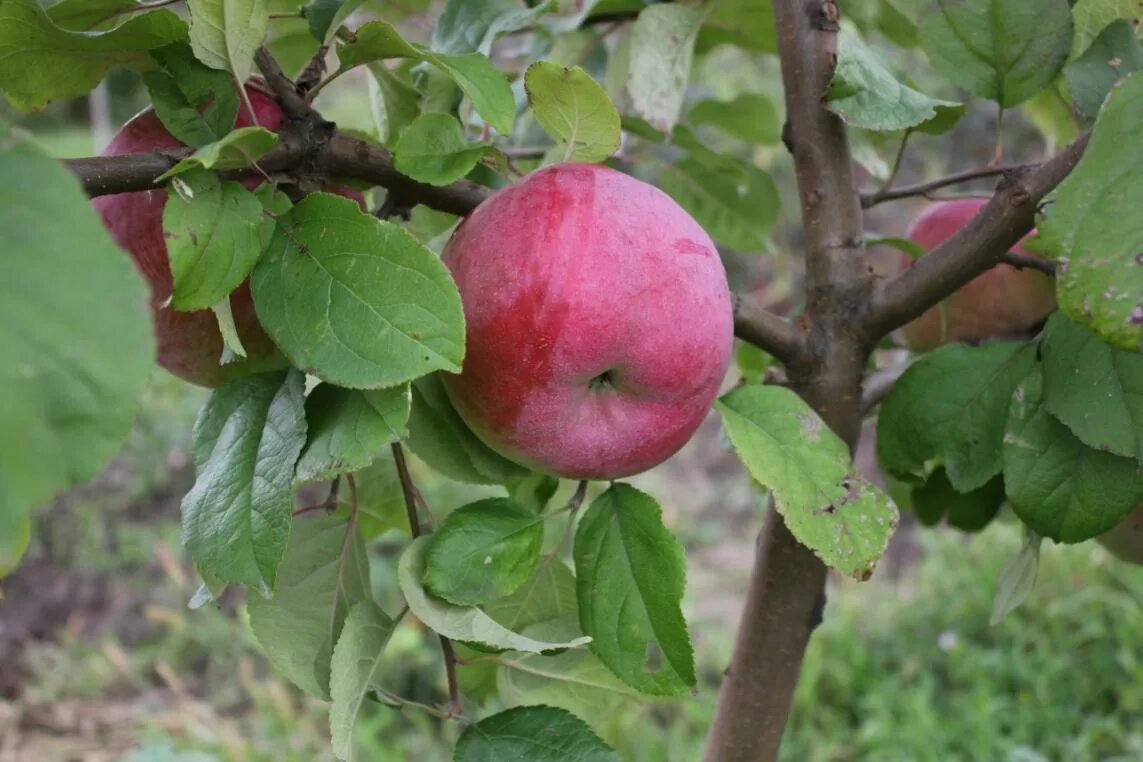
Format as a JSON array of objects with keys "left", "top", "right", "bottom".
[
  {"left": 1097, "top": 504, "right": 1143, "bottom": 565},
  {"left": 440, "top": 163, "right": 734, "bottom": 480},
  {"left": 896, "top": 199, "right": 1056, "bottom": 350},
  {"left": 93, "top": 83, "right": 363, "bottom": 387}
]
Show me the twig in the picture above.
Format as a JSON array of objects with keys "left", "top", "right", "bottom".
[
  {"left": 878, "top": 128, "right": 911, "bottom": 192},
  {"left": 865, "top": 132, "right": 1089, "bottom": 342},
  {"left": 733, "top": 293, "right": 802, "bottom": 365},
  {"left": 253, "top": 46, "right": 313, "bottom": 119},
  {"left": 1000, "top": 250, "right": 1056, "bottom": 276},
  {"left": 372, "top": 685, "right": 468, "bottom": 722},
  {"left": 861, "top": 361, "right": 915, "bottom": 414},
  {"left": 861, "top": 164, "right": 1021, "bottom": 208},
  {"left": 391, "top": 442, "right": 460, "bottom": 716},
  {"left": 296, "top": 45, "right": 331, "bottom": 93},
  {"left": 292, "top": 476, "right": 342, "bottom": 516}
]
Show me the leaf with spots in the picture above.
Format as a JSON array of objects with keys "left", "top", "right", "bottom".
[
  {"left": 718, "top": 385, "right": 898, "bottom": 580},
  {"left": 573, "top": 483, "right": 695, "bottom": 696},
  {"left": 1039, "top": 72, "right": 1143, "bottom": 352}
]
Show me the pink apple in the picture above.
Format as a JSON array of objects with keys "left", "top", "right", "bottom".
[
  {"left": 896, "top": 199, "right": 1056, "bottom": 350},
  {"left": 440, "top": 163, "right": 734, "bottom": 480},
  {"left": 1098, "top": 504, "right": 1143, "bottom": 565},
  {"left": 94, "top": 82, "right": 363, "bottom": 387}
]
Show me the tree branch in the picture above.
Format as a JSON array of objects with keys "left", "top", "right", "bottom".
[
  {"left": 65, "top": 139, "right": 800, "bottom": 362},
  {"left": 1000, "top": 250, "right": 1056, "bottom": 276},
  {"left": 733, "top": 293, "right": 803, "bottom": 364},
  {"left": 861, "top": 164, "right": 1020, "bottom": 208},
  {"left": 705, "top": 2, "right": 866, "bottom": 760},
  {"left": 864, "top": 132, "right": 1089, "bottom": 342}
]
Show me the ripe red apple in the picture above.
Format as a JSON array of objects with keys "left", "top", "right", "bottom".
[
  {"left": 1097, "top": 504, "right": 1143, "bottom": 565},
  {"left": 440, "top": 163, "right": 734, "bottom": 480},
  {"left": 93, "top": 83, "right": 363, "bottom": 387},
  {"left": 896, "top": 199, "right": 1056, "bottom": 350}
]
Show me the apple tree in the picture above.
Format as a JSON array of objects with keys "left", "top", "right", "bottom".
[{"left": 2, "top": 0, "right": 1142, "bottom": 759}]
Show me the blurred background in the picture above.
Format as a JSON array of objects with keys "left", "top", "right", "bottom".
[{"left": 3, "top": 2, "right": 1142, "bottom": 761}]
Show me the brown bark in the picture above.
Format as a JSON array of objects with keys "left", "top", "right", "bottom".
[{"left": 704, "top": 2, "right": 868, "bottom": 758}]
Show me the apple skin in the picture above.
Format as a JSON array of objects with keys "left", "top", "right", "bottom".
[
  {"left": 897, "top": 199, "right": 1056, "bottom": 351},
  {"left": 1097, "top": 504, "right": 1143, "bottom": 565},
  {"left": 93, "top": 84, "right": 363, "bottom": 387},
  {"left": 440, "top": 163, "right": 734, "bottom": 480}
]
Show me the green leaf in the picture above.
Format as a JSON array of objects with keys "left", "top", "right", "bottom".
[
  {"left": 398, "top": 537, "right": 592, "bottom": 653},
  {"left": 826, "top": 25, "right": 964, "bottom": 133},
  {"left": 989, "top": 527, "right": 1041, "bottom": 625},
  {"left": 352, "top": 451, "right": 410, "bottom": 540},
  {"left": 0, "top": 0, "right": 187, "bottom": 111},
  {"left": 433, "top": 0, "right": 552, "bottom": 56},
  {"left": 877, "top": 342, "right": 1038, "bottom": 491},
  {"left": 1040, "top": 73, "right": 1143, "bottom": 351},
  {"left": 294, "top": 384, "right": 410, "bottom": 483},
  {"left": 366, "top": 62, "right": 421, "bottom": 146},
  {"left": 506, "top": 472, "right": 560, "bottom": 515},
  {"left": 658, "top": 153, "right": 778, "bottom": 252},
  {"left": 1071, "top": 0, "right": 1143, "bottom": 60},
  {"left": 251, "top": 193, "right": 466, "bottom": 389},
  {"left": 337, "top": 20, "right": 515, "bottom": 134},
  {"left": 717, "top": 386, "right": 898, "bottom": 580},
  {"left": 865, "top": 234, "right": 927, "bottom": 260},
  {"left": 0, "top": 125, "right": 153, "bottom": 575},
  {"left": 406, "top": 374, "right": 529, "bottom": 485},
  {"left": 329, "top": 601, "right": 396, "bottom": 762},
  {"left": 144, "top": 44, "right": 240, "bottom": 147},
  {"left": 162, "top": 170, "right": 265, "bottom": 311},
  {"left": 181, "top": 369, "right": 307, "bottom": 590},
  {"left": 910, "top": 468, "right": 1006, "bottom": 532},
  {"left": 688, "top": 94, "right": 780, "bottom": 145},
  {"left": 495, "top": 650, "right": 637, "bottom": 730},
  {"left": 453, "top": 706, "right": 618, "bottom": 762},
  {"left": 626, "top": 3, "right": 703, "bottom": 133},
  {"left": 1003, "top": 371, "right": 1143, "bottom": 542},
  {"left": 46, "top": 0, "right": 145, "bottom": 30},
  {"left": 157, "top": 126, "right": 279, "bottom": 180},
  {"left": 524, "top": 61, "right": 621, "bottom": 163},
  {"left": 247, "top": 512, "right": 371, "bottom": 698},
  {"left": 1064, "top": 19, "right": 1143, "bottom": 122},
  {"left": 424, "top": 498, "right": 544, "bottom": 606},
  {"left": 573, "top": 484, "right": 694, "bottom": 695},
  {"left": 482, "top": 560, "right": 581, "bottom": 641},
  {"left": 303, "top": 0, "right": 362, "bottom": 42},
  {"left": 0, "top": 506, "right": 30, "bottom": 579},
  {"left": 392, "top": 113, "right": 486, "bottom": 186},
  {"left": 695, "top": 0, "right": 775, "bottom": 54},
  {"left": 919, "top": 0, "right": 1073, "bottom": 107},
  {"left": 187, "top": 0, "right": 268, "bottom": 85},
  {"left": 1040, "top": 313, "right": 1143, "bottom": 460}
]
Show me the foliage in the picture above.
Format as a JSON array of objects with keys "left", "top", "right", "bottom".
[{"left": 2, "top": 0, "right": 1143, "bottom": 758}]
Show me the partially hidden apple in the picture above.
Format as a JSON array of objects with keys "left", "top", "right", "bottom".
[
  {"left": 1097, "top": 504, "right": 1143, "bottom": 565},
  {"left": 441, "top": 163, "right": 735, "bottom": 480},
  {"left": 896, "top": 199, "right": 1056, "bottom": 351},
  {"left": 93, "top": 83, "right": 362, "bottom": 387}
]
